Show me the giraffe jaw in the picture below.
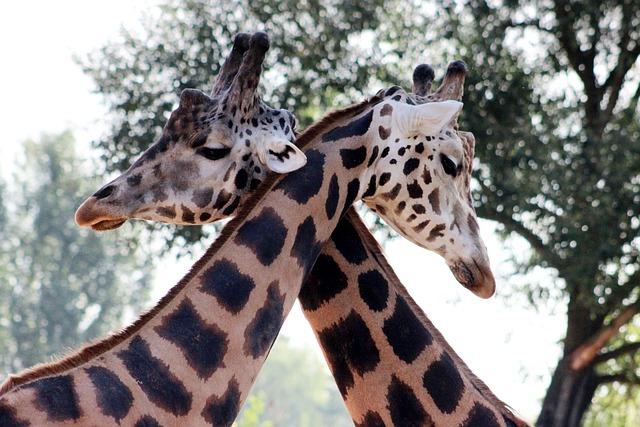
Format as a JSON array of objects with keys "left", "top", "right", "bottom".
[{"left": 90, "top": 218, "right": 127, "bottom": 231}]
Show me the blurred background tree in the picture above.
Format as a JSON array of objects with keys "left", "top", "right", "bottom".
[
  {"left": 0, "top": 132, "right": 153, "bottom": 374},
  {"left": 79, "top": 0, "right": 640, "bottom": 425},
  {"left": 0, "top": 181, "right": 10, "bottom": 361},
  {"left": 236, "top": 337, "right": 351, "bottom": 427}
]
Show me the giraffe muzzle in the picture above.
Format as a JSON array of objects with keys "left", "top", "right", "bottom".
[
  {"left": 75, "top": 197, "right": 127, "bottom": 231},
  {"left": 449, "top": 259, "right": 496, "bottom": 299}
]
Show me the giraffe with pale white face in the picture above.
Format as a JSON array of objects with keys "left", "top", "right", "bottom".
[{"left": 0, "top": 33, "right": 527, "bottom": 426}]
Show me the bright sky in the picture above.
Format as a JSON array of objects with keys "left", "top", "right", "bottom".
[{"left": 0, "top": 1, "right": 565, "bottom": 421}]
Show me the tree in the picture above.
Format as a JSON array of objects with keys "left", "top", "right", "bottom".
[
  {"left": 0, "top": 132, "right": 153, "bottom": 374},
  {"left": 0, "top": 181, "right": 6, "bottom": 234},
  {"left": 235, "top": 394, "right": 274, "bottom": 427},
  {"left": 81, "top": 0, "right": 640, "bottom": 424},
  {"left": 0, "top": 180, "right": 11, "bottom": 359},
  {"left": 437, "top": 1, "right": 640, "bottom": 425},
  {"left": 237, "top": 336, "right": 351, "bottom": 427}
]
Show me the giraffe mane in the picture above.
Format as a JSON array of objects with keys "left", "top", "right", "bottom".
[
  {"left": 294, "top": 92, "right": 385, "bottom": 146},
  {"left": 0, "top": 95, "right": 383, "bottom": 396},
  {"left": 344, "top": 210, "right": 530, "bottom": 427}
]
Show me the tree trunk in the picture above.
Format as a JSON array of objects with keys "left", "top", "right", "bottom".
[
  {"left": 537, "top": 295, "right": 601, "bottom": 427},
  {"left": 537, "top": 358, "right": 599, "bottom": 427}
]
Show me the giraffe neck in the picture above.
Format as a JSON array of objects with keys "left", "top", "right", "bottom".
[
  {"left": 300, "top": 209, "right": 526, "bottom": 427},
  {"left": 0, "top": 100, "right": 379, "bottom": 426}
]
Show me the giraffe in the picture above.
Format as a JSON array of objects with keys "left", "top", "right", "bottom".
[
  {"left": 76, "top": 37, "right": 527, "bottom": 427},
  {"left": 0, "top": 35, "right": 525, "bottom": 427},
  {"left": 75, "top": 32, "right": 305, "bottom": 232}
]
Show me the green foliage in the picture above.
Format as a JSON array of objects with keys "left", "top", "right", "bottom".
[
  {"left": 443, "top": 0, "right": 640, "bottom": 311},
  {"left": 436, "top": 0, "right": 640, "bottom": 422},
  {"left": 237, "top": 336, "right": 351, "bottom": 427},
  {"left": 0, "top": 132, "right": 153, "bottom": 374},
  {"left": 584, "top": 382, "right": 640, "bottom": 427},
  {"left": 235, "top": 394, "right": 274, "bottom": 427}
]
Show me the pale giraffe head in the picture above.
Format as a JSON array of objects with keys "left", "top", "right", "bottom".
[
  {"left": 362, "top": 61, "right": 495, "bottom": 297},
  {"left": 75, "top": 32, "right": 305, "bottom": 230}
]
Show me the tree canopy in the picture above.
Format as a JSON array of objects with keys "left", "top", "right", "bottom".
[{"left": 0, "top": 132, "right": 153, "bottom": 373}]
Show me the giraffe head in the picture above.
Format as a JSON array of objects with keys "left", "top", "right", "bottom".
[
  {"left": 75, "top": 32, "right": 305, "bottom": 230},
  {"left": 363, "top": 61, "right": 495, "bottom": 297}
]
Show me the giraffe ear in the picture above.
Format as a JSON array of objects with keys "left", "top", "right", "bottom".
[
  {"left": 391, "top": 100, "right": 463, "bottom": 137},
  {"left": 257, "top": 138, "right": 307, "bottom": 173}
]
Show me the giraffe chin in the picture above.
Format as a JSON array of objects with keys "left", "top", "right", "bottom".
[{"left": 90, "top": 218, "right": 127, "bottom": 231}]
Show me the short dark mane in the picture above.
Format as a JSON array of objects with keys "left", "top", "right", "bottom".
[
  {"left": 0, "top": 94, "right": 382, "bottom": 395},
  {"left": 294, "top": 93, "right": 384, "bottom": 149}
]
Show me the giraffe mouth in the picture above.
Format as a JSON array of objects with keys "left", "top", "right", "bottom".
[
  {"left": 75, "top": 196, "right": 129, "bottom": 230},
  {"left": 449, "top": 260, "right": 495, "bottom": 298},
  {"left": 90, "top": 218, "right": 127, "bottom": 231}
]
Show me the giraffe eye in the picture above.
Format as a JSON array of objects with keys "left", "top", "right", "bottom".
[
  {"left": 196, "top": 146, "right": 231, "bottom": 160},
  {"left": 440, "top": 154, "right": 458, "bottom": 177}
]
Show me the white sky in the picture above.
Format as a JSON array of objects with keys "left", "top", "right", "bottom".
[{"left": 0, "top": 1, "right": 565, "bottom": 421}]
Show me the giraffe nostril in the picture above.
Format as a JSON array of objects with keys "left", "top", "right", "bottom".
[{"left": 93, "top": 185, "right": 115, "bottom": 200}]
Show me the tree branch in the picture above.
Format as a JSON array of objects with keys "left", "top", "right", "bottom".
[
  {"left": 594, "top": 342, "right": 640, "bottom": 365},
  {"left": 600, "top": 2, "right": 640, "bottom": 128},
  {"left": 553, "top": 0, "right": 600, "bottom": 124},
  {"left": 569, "top": 304, "right": 640, "bottom": 371},
  {"left": 477, "top": 182, "right": 564, "bottom": 270},
  {"left": 598, "top": 372, "right": 640, "bottom": 386}
]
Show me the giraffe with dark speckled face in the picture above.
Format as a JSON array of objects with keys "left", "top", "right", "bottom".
[
  {"left": 0, "top": 36, "right": 527, "bottom": 426},
  {"left": 76, "top": 32, "right": 305, "bottom": 231}
]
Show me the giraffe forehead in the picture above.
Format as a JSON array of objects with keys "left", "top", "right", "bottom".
[
  {"left": 223, "top": 107, "right": 295, "bottom": 150},
  {"left": 169, "top": 95, "right": 295, "bottom": 145}
]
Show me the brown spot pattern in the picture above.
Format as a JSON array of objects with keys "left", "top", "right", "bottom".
[
  {"left": 428, "top": 188, "right": 441, "bottom": 215},
  {"left": 382, "top": 183, "right": 401, "bottom": 201},
  {"left": 427, "top": 223, "right": 446, "bottom": 241},
  {"left": 378, "top": 126, "right": 391, "bottom": 140},
  {"left": 413, "top": 220, "right": 431, "bottom": 233},
  {"left": 156, "top": 206, "right": 176, "bottom": 218},
  {"left": 422, "top": 167, "right": 432, "bottom": 185}
]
